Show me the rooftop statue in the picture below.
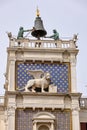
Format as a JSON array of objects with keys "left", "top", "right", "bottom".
[
  {"left": 49, "top": 29, "right": 59, "bottom": 40},
  {"left": 7, "top": 32, "right": 12, "bottom": 39},
  {"left": 45, "top": 29, "right": 59, "bottom": 40},
  {"left": 73, "top": 33, "right": 78, "bottom": 43},
  {"left": 17, "top": 27, "right": 34, "bottom": 39}
]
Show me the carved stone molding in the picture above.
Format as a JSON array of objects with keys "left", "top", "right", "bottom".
[
  {"left": 7, "top": 106, "right": 16, "bottom": 116},
  {"left": 63, "top": 50, "right": 70, "bottom": 60}
]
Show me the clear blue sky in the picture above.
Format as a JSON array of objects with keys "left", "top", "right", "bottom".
[{"left": 0, "top": 0, "right": 87, "bottom": 96}]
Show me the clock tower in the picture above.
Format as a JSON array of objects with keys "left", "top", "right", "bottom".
[{"left": 4, "top": 10, "right": 81, "bottom": 130}]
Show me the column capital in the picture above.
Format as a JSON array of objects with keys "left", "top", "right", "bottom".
[{"left": 72, "top": 107, "right": 80, "bottom": 112}]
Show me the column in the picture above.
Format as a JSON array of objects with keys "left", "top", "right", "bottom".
[
  {"left": 72, "top": 109, "right": 80, "bottom": 130},
  {"left": 33, "top": 121, "right": 37, "bottom": 130},
  {"left": 50, "top": 122, "right": 54, "bottom": 130}
]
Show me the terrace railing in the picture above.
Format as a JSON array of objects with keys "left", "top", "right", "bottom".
[{"left": 9, "top": 37, "right": 77, "bottom": 49}]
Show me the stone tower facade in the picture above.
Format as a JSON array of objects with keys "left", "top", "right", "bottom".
[{"left": 0, "top": 13, "right": 81, "bottom": 130}]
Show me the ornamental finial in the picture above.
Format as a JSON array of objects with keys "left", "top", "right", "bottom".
[{"left": 36, "top": 7, "right": 40, "bottom": 17}]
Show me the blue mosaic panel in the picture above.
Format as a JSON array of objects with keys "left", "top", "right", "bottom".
[
  {"left": 16, "top": 62, "right": 69, "bottom": 93},
  {"left": 16, "top": 109, "right": 33, "bottom": 130},
  {"left": 55, "top": 111, "right": 71, "bottom": 130},
  {"left": 16, "top": 109, "right": 71, "bottom": 130}
]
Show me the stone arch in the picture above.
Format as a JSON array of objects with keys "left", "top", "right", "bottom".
[
  {"left": 33, "top": 112, "right": 55, "bottom": 130},
  {"left": 33, "top": 111, "right": 55, "bottom": 119}
]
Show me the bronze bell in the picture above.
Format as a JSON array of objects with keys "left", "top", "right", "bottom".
[{"left": 31, "top": 9, "right": 47, "bottom": 39}]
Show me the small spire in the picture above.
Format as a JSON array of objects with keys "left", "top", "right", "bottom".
[{"left": 36, "top": 7, "right": 40, "bottom": 17}]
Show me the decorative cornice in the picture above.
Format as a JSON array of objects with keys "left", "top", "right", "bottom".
[
  {"left": 5, "top": 91, "right": 81, "bottom": 97},
  {"left": 7, "top": 47, "right": 79, "bottom": 53}
]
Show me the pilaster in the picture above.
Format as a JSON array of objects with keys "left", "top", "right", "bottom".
[
  {"left": 8, "top": 60, "right": 15, "bottom": 91},
  {"left": 70, "top": 54, "right": 77, "bottom": 92},
  {"left": 7, "top": 106, "right": 15, "bottom": 130},
  {"left": 72, "top": 109, "right": 80, "bottom": 130}
]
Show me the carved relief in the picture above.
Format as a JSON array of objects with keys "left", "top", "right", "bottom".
[
  {"left": 7, "top": 106, "right": 16, "bottom": 116},
  {"left": 64, "top": 95, "right": 71, "bottom": 108},
  {"left": 4, "top": 73, "right": 8, "bottom": 90},
  {"left": 15, "top": 50, "right": 24, "bottom": 59},
  {"left": 63, "top": 50, "right": 70, "bottom": 60},
  {"left": 16, "top": 69, "right": 57, "bottom": 93},
  {"left": 16, "top": 62, "right": 69, "bottom": 93},
  {"left": 23, "top": 70, "right": 51, "bottom": 92}
]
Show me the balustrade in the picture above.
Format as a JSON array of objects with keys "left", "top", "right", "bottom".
[{"left": 9, "top": 37, "right": 77, "bottom": 49}]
